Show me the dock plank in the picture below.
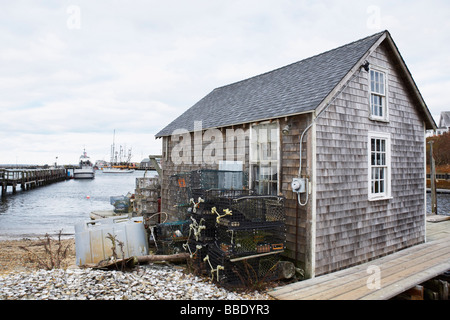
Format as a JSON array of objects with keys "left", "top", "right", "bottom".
[
  {"left": 271, "top": 236, "right": 444, "bottom": 298},
  {"left": 269, "top": 221, "right": 450, "bottom": 300}
]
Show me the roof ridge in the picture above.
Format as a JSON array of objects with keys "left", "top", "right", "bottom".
[{"left": 213, "top": 30, "right": 387, "bottom": 91}]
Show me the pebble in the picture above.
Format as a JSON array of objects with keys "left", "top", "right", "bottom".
[{"left": 0, "top": 265, "right": 271, "bottom": 300}]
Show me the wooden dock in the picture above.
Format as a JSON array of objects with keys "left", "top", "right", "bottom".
[
  {"left": 0, "top": 168, "right": 67, "bottom": 197},
  {"left": 269, "top": 220, "right": 450, "bottom": 300}
]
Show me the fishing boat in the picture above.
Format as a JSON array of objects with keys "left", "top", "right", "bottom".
[
  {"left": 104, "top": 130, "right": 135, "bottom": 173},
  {"left": 73, "top": 149, "right": 95, "bottom": 179},
  {"left": 102, "top": 167, "right": 135, "bottom": 174}
]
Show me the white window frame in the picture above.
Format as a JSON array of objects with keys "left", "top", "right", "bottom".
[
  {"left": 249, "top": 121, "right": 280, "bottom": 195},
  {"left": 368, "top": 66, "right": 389, "bottom": 122},
  {"left": 368, "top": 131, "right": 392, "bottom": 201}
]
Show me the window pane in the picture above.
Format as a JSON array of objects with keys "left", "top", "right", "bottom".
[
  {"left": 371, "top": 94, "right": 383, "bottom": 117},
  {"left": 250, "top": 122, "right": 279, "bottom": 195},
  {"left": 370, "top": 71, "right": 375, "bottom": 91},
  {"left": 370, "top": 70, "right": 386, "bottom": 95}
]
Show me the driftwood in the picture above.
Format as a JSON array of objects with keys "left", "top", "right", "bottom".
[
  {"left": 136, "top": 252, "right": 190, "bottom": 263},
  {"left": 84, "top": 252, "right": 190, "bottom": 270},
  {"left": 87, "top": 256, "right": 138, "bottom": 270}
]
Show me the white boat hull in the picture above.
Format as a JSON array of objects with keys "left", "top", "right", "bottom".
[
  {"left": 74, "top": 149, "right": 95, "bottom": 179},
  {"left": 74, "top": 169, "right": 95, "bottom": 179},
  {"left": 102, "top": 168, "right": 135, "bottom": 174}
]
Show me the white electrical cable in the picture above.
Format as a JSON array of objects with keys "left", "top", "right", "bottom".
[
  {"left": 297, "top": 64, "right": 367, "bottom": 206},
  {"left": 297, "top": 182, "right": 309, "bottom": 206}
]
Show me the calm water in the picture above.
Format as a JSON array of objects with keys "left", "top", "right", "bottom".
[
  {"left": 426, "top": 192, "right": 450, "bottom": 216},
  {"left": 0, "top": 170, "right": 156, "bottom": 240}
]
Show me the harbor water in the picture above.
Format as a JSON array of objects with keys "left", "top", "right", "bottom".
[
  {"left": 426, "top": 191, "right": 450, "bottom": 216},
  {"left": 0, "top": 170, "right": 157, "bottom": 240}
]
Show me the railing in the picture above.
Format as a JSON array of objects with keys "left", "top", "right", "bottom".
[
  {"left": 1, "top": 168, "right": 67, "bottom": 197},
  {"left": 427, "top": 173, "right": 450, "bottom": 180}
]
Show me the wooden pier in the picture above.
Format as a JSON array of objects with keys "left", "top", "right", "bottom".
[
  {"left": 269, "top": 219, "right": 450, "bottom": 300},
  {"left": 0, "top": 168, "right": 67, "bottom": 197}
]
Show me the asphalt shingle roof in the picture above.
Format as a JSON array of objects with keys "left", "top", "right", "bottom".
[{"left": 156, "top": 31, "right": 385, "bottom": 137}]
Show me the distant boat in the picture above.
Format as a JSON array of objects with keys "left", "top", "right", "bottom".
[
  {"left": 73, "top": 149, "right": 95, "bottom": 179},
  {"left": 102, "top": 167, "right": 135, "bottom": 174},
  {"left": 107, "top": 129, "right": 136, "bottom": 173}
]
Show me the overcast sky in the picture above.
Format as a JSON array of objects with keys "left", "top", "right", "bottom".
[{"left": 1, "top": 0, "right": 449, "bottom": 165}]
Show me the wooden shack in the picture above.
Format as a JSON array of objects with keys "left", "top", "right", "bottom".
[{"left": 155, "top": 30, "right": 437, "bottom": 278}]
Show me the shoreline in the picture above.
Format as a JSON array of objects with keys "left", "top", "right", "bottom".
[
  {"left": 0, "top": 237, "right": 76, "bottom": 275},
  {"left": 0, "top": 233, "right": 75, "bottom": 242}
]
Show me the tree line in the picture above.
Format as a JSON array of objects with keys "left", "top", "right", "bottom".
[{"left": 426, "top": 132, "right": 450, "bottom": 167}]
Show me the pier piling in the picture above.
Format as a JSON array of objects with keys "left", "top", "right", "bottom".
[{"left": 0, "top": 168, "right": 67, "bottom": 197}]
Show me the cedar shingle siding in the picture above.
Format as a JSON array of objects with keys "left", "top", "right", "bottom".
[{"left": 314, "top": 41, "right": 428, "bottom": 275}]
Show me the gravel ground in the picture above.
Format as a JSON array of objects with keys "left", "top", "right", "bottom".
[
  {"left": 0, "top": 238, "right": 271, "bottom": 300},
  {"left": 0, "top": 265, "right": 271, "bottom": 300}
]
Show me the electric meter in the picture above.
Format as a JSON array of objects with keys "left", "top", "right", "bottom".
[{"left": 291, "top": 178, "right": 307, "bottom": 193}]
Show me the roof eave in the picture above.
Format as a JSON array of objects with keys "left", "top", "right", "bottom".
[{"left": 155, "top": 109, "right": 316, "bottom": 138}]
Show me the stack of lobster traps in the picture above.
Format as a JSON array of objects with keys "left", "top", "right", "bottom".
[
  {"left": 167, "top": 169, "right": 287, "bottom": 288},
  {"left": 134, "top": 176, "right": 161, "bottom": 221}
]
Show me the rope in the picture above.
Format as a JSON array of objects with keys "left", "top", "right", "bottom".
[
  {"left": 212, "top": 207, "right": 232, "bottom": 224},
  {"left": 189, "top": 197, "right": 204, "bottom": 213},
  {"left": 188, "top": 216, "right": 206, "bottom": 241},
  {"left": 203, "top": 255, "right": 224, "bottom": 281},
  {"left": 182, "top": 242, "right": 203, "bottom": 258}
]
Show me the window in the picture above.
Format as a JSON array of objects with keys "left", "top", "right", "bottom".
[
  {"left": 250, "top": 122, "right": 279, "bottom": 195},
  {"left": 368, "top": 132, "right": 391, "bottom": 200},
  {"left": 369, "top": 68, "right": 388, "bottom": 120}
]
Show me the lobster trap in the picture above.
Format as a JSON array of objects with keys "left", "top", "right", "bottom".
[
  {"left": 110, "top": 195, "right": 131, "bottom": 213},
  {"left": 155, "top": 220, "right": 191, "bottom": 255},
  {"left": 205, "top": 244, "right": 282, "bottom": 288},
  {"left": 169, "top": 173, "right": 194, "bottom": 214},
  {"left": 187, "top": 214, "right": 216, "bottom": 243},
  {"left": 215, "top": 224, "right": 286, "bottom": 257},
  {"left": 210, "top": 195, "right": 285, "bottom": 228},
  {"left": 184, "top": 240, "right": 210, "bottom": 275}
]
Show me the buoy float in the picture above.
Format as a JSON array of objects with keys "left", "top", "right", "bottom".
[{"left": 86, "top": 195, "right": 90, "bottom": 199}]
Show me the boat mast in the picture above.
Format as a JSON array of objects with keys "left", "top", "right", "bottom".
[{"left": 111, "top": 129, "right": 116, "bottom": 165}]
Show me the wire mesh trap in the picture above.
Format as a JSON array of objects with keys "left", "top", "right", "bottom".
[
  {"left": 215, "top": 224, "right": 286, "bottom": 257},
  {"left": 165, "top": 169, "right": 288, "bottom": 289},
  {"left": 155, "top": 220, "right": 191, "bottom": 254},
  {"left": 205, "top": 244, "right": 282, "bottom": 288}
]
